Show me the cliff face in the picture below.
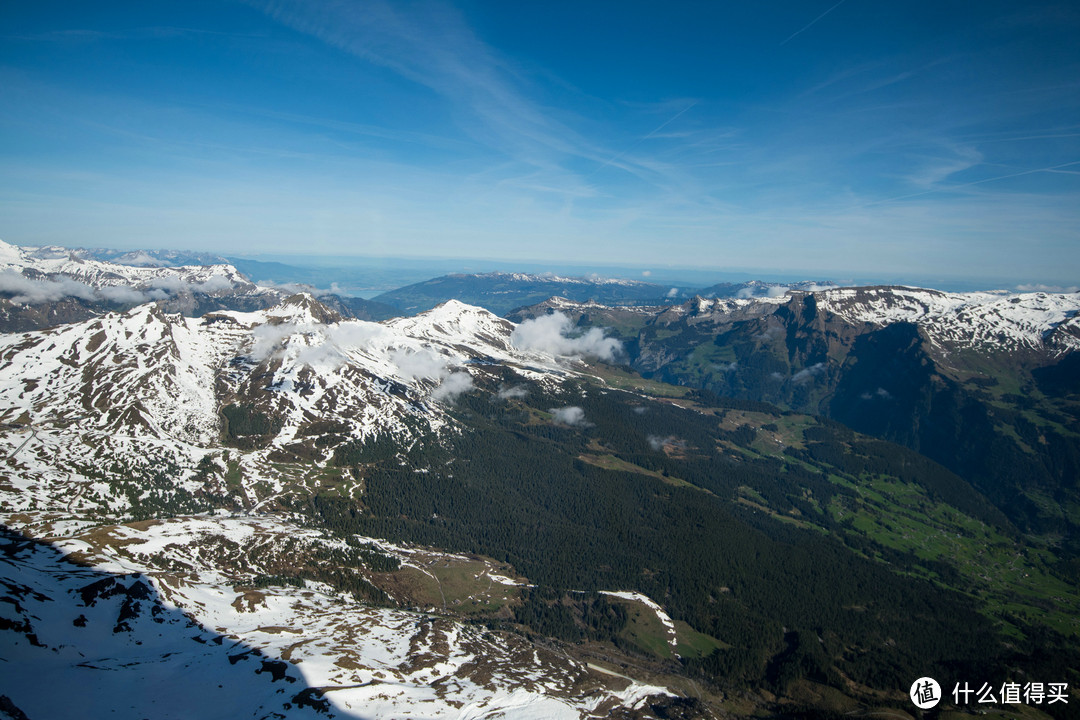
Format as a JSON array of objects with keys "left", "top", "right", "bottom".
[{"left": 515, "top": 288, "right": 1080, "bottom": 540}]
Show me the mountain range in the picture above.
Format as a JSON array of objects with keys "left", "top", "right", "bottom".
[
  {"left": 509, "top": 287, "right": 1080, "bottom": 545},
  {"left": 0, "top": 240, "right": 398, "bottom": 331},
  {"left": 370, "top": 272, "right": 837, "bottom": 315},
  {"left": 1, "top": 244, "right": 1078, "bottom": 719}
]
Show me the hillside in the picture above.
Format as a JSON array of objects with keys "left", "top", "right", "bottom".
[{"left": 510, "top": 288, "right": 1080, "bottom": 550}]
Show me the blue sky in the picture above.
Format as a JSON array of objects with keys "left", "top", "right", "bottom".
[{"left": 1, "top": 1, "right": 1078, "bottom": 285}]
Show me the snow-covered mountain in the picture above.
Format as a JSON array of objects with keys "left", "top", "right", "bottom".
[
  {"left": 510, "top": 285, "right": 1080, "bottom": 552},
  {"left": 0, "top": 525, "right": 334, "bottom": 720},
  {"left": 0, "top": 238, "right": 253, "bottom": 297},
  {"left": 525, "top": 285, "right": 1080, "bottom": 357},
  {"left": 0, "top": 237, "right": 275, "bottom": 333},
  {"left": 372, "top": 272, "right": 697, "bottom": 315},
  {"left": 372, "top": 271, "right": 844, "bottom": 316},
  {"left": 0, "top": 239, "right": 404, "bottom": 331},
  {"left": 75, "top": 247, "right": 231, "bottom": 267},
  {"left": 0, "top": 517, "right": 670, "bottom": 720},
  {"left": 695, "top": 279, "right": 837, "bottom": 299},
  {"left": 0, "top": 295, "right": 684, "bottom": 719},
  {"left": 0, "top": 295, "right": 575, "bottom": 466},
  {"left": 813, "top": 285, "right": 1080, "bottom": 354},
  {"left": 3, "top": 283, "right": 1078, "bottom": 718}
]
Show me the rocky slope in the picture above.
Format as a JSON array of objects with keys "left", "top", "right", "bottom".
[
  {"left": 0, "top": 295, "right": 682, "bottom": 719},
  {"left": 0, "top": 239, "right": 399, "bottom": 331},
  {"left": 511, "top": 286, "right": 1080, "bottom": 540}
]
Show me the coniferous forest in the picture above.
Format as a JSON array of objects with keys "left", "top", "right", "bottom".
[{"left": 293, "top": 375, "right": 1080, "bottom": 710}]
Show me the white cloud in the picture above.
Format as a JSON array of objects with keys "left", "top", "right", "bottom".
[
  {"left": 142, "top": 273, "right": 237, "bottom": 297},
  {"left": 293, "top": 339, "right": 344, "bottom": 368},
  {"left": 511, "top": 312, "right": 622, "bottom": 362},
  {"left": 549, "top": 406, "right": 586, "bottom": 426},
  {"left": 791, "top": 362, "right": 827, "bottom": 384},
  {"left": 666, "top": 287, "right": 679, "bottom": 298},
  {"left": 496, "top": 384, "right": 528, "bottom": 400},
  {"left": 257, "top": 279, "right": 337, "bottom": 297},
  {"left": 254, "top": 320, "right": 386, "bottom": 368},
  {"left": 149, "top": 274, "right": 237, "bottom": 294},
  {"left": 1016, "top": 283, "right": 1080, "bottom": 294},
  {"left": 647, "top": 434, "right": 677, "bottom": 451},
  {"left": 146, "top": 276, "right": 186, "bottom": 292},
  {"left": 249, "top": 322, "right": 305, "bottom": 362},
  {"left": 121, "top": 250, "right": 165, "bottom": 267},
  {"left": 755, "top": 326, "right": 784, "bottom": 341},
  {"left": 251, "top": 322, "right": 363, "bottom": 367},
  {"left": 327, "top": 320, "right": 390, "bottom": 349},
  {"left": 388, "top": 346, "right": 472, "bottom": 403},
  {"left": 861, "top": 387, "right": 894, "bottom": 400},
  {"left": 97, "top": 285, "right": 150, "bottom": 304},
  {"left": 0, "top": 271, "right": 98, "bottom": 304},
  {"left": 390, "top": 347, "right": 452, "bottom": 381},
  {"left": 195, "top": 275, "right": 238, "bottom": 293},
  {"left": 766, "top": 285, "right": 789, "bottom": 298},
  {"left": 243, "top": 320, "right": 476, "bottom": 404},
  {"left": 0, "top": 270, "right": 192, "bottom": 306},
  {"left": 0, "top": 270, "right": 241, "bottom": 307},
  {"left": 432, "top": 371, "right": 474, "bottom": 403}
]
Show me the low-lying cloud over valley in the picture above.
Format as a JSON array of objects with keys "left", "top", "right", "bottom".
[
  {"left": 0, "top": 270, "right": 239, "bottom": 306},
  {"left": 510, "top": 312, "right": 622, "bottom": 362}
]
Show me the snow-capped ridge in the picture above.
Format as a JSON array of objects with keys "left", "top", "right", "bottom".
[
  {"left": 0, "top": 238, "right": 257, "bottom": 302},
  {"left": 265, "top": 293, "right": 344, "bottom": 325},
  {"left": 387, "top": 299, "right": 515, "bottom": 352},
  {"left": 455, "top": 271, "right": 651, "bottom": 287},
  {"left": 0, "top": 290, "right": 590, "bottom": 465},
  {"left": 813, "top": 285, "right": 1080, "bottom": 353}
]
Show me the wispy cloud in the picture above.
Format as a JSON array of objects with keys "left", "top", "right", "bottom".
[
  {"left": 586, "top": 101, "right": 698, "bottom": 178},
  {"left": 780, "top": 0, "right": 848, "bottom": 46},
  {"left": 4, "top": 26, "right": 267, "bottom": 42},
  {"left": 906, "top": 145, "right": 984, "bottom": 188},
  {"left": 2, "top": 3, "right": 1078, "bottom": 284},
  {"left": 246, "top": 0, "right": 709, "bottom": 207},
  {"left": 1016, "top": 283, "right": 1080, "bottom": 293},
  {"left": 0, "top": 270, "right": 97, "bottom": 304},
  {"left": 249, "top": 1, "right": 596, "bottom": 171},
  {"left": 859, "top": 159, "right": 1080, "bottom": 208}
]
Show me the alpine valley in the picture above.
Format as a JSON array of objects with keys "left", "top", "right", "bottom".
[{"left": 1, "top": 241, "right": 1078, "bottom": 719}]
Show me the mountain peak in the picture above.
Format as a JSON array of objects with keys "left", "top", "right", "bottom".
[
  {"left": 266, "top": 293, "right": 343, "bottom": 325},
  {"left": 387, "top": 299, "right": 514, "bottom": 351}
]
